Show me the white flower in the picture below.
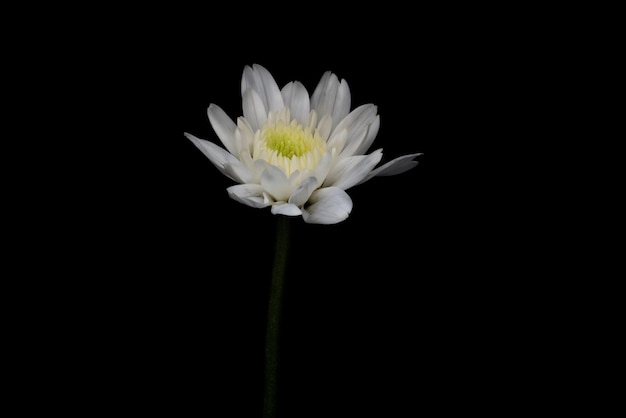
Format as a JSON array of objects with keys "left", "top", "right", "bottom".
[{"left": 184, "top": 64, "right": 421, "bottom": 224}]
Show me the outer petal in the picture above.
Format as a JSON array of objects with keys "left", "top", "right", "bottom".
[
  {"left": 332, "top": 79, "right": 351, "bottom": 128},
  {"left": 316, "top": 113, "right": 333, "bottom": 142},
  {"left": 324, "top": 149, "right": 383, "bottom": 190},
  {"left": 310, "top": 72, "right": 351, "bottom": 132},
  {"left": 184, "top": 133, "right": 239, "bottom": 181},
  {"left": 359, "top": 153, "right": 422, "bottom": 184},
  {"left": 332, "top": 104, "right": 378, "bottom": 155},
  {"left": 260, "top": 165, "right": 293, "bottom": 201},
  {"left": 207, "top": 104, "right": 238, "bottom": 156},
  {"left": 302, "top": 187, "right": 353, "bottom": 224},
  {"left": 241, "top": 64, "right": 284, "bottom": 112},
  {"left": 310, "top": 72, "right": 339, "bottom": 122},
  {"left": 310, "top": 71, "right": 331, "bottom": 111},
  {"left": 224, "top": 162, "right": 256, "bottom": 184},
  {"left": 271, "top": 203, "right": 302, "bottom": 216},
  {"left": 281, "top": 81, "right": 310, "bottom": 126},
  {"left": 288, "top": 176, "right": 318, "bottom": 207},
  {"left": 227, "top": 184, "right": 271, "bottom": 208},
  {"left": 242, "top": 88, "right": 268, "bottom": 131},
  {"left": 307, "top": 150, "right": 333, "bottom": 187},
  {"left": 352, "top": 115, "right": 380, "bottom": 156}
]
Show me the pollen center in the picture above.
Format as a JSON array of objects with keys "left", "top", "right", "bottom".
[
  {"left": 254, "top": 112, "right": 328, "bottom": 177},
  {"left": 263, "top": 121, "right": 316, "bottom": 158}
]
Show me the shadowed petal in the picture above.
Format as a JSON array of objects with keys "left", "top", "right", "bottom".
[
  {"left": 317, "top": 114, "right": 333, "bottom": 142},
  {"left": 242, "top": 88, "right": 267, "bottom": 131},
  {"left": 241, "top": 64, "right": 284, "bottom": 112},
  {"left": 332, "top": 104, "right": 378, "bottom": 151},
  {"left": 359, "top": 153, "right": 422, "bottom": 184},
  {"left": 224, "top": 162, "right": 256, "bottom": 184},
  {"left": 260, "top": 165, "right": 293, "bottom": 201},
  {"left": 227, "top": 184, "right": 271, "bottom": 208},
  {"left": 310, "top": 71, "right": 339, "bottom": 123},
  {"left": 332, "top": 79, "right": 351, "bottom": 128},
  {"left": 310, "top": 71, "right": 331, "bottom": 111},
  {"left": 281, "top": 81, "right": 310, "bottom": 126},
  {"left": 271, "top": 203, "right": 302, "bottom": 216},
  {"left": 302, "top": 187, "right": 353, "bottom": 224},
  {"left": 325, "top": 149, "right": 383, "bottom": 190},
  {"left": 184, "top": 132, "right": 239, "bottom": 181},
  {"left": 288, "top": 176, "right": 318, "bottom": 207},
  {"left": 207, "top": 104, "right": 237, "bottom": 155},
  {"left": 353, "top": 115, "right": 380, "bottom": 156}
]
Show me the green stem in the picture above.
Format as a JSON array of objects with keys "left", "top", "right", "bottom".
[{"left": 263, "top": 215, "right": 291, "bottom": 418}]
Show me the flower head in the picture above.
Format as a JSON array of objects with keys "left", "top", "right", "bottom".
[{"left": 185, "top": 64, "right": 421, "bottom": 224}]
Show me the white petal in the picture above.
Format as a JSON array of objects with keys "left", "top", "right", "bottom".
[
  {"left": 302, "top": 187, "right": 353, "bottom": 224},
  {"left": 339, "top": 125, "right": 369, "bottom": 158},
  {"left": 332, "top": 104, "right": 378, "bottom": 150},
  {"left": 260, "top": 165, "right": 293, "bottom": 201},
  {"left": 307, "top": 109, "right": 318, "bottom": 130},
  {"left": 310, "top": 71, "right": 340, "bottom": 122},
  {"left": 310, "top": 71, "right": 331, "bottom": 111},
  {"left": 207, "top": 104, "right": 237, "bottom": 155},
  {"left": 360, "top": 153, "right": 422, "bottom": 184},
  {"left": 288, "top": 176, "right": 318, "bottom": 207},
  {"left": 271, "top": 203, "right": 302, "bottom": 217},
  {"left": 353, "top": 114, "right": 380, "bottom": 156},
  {"left": 227, "top": 184, "right": 271, "bottom": 208},
  {"left": 224, "top": 162, "right": 256, "bottom": 184},
  {"left": 311, "top": 151, "right": 333, "bottom": 187},
  {"left": 326, "top": 128, "right": 348, "bottom": 153},
  {"left": 236, "top": 117, "right": 255, "bottom": 156},
  {"left": 242, "top": 88, "right": 267, "bottom": 131},
  {"left": 332, "top": 79, "right": 351, "bottom": 129},
  {"left": 281, "top": 81, "right": 310, "bottom": 126},
  {"left": 325, "top": 149, "right": 383, "bottom": 190},
  {"left": 317, "top": 114, "right": 333, "bottom": 141},
  {"left": 241, "top": 64, "right": 284, "bottom": 112},
  {"left": 253, "top": 63, "right": 284, "bottom": 112},
  {"left": 184, "top": 132, "right": 239, "bottom": 181}
]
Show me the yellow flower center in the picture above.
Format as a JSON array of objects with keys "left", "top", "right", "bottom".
[
  {"left": 256, "top": 117, "right": 327, "bottom": 177},
  {"left": 262, "top": 121, "right": 317, "bottom": 158}
]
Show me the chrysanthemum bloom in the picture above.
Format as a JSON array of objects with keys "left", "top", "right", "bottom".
[{"left": 185, "top": 64, "right": 421, "bottom": 224}]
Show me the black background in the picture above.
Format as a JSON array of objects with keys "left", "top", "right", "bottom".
[{"left": 21, "top": 5, "right": 530, "bottom": 417}]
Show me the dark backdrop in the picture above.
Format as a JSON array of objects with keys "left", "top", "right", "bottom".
[{"left": 38, "top": 6, "right": 508, "bottom": 417}]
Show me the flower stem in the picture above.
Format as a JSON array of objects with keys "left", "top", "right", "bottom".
[{"left": 263, "top": 215, "right": 291, "bottom": 418}]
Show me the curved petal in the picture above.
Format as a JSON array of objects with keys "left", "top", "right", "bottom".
[
  {"left": 353, "top": 114, "right": 380, "bottom": 156},
  {"left": 242, "top": 88, "right": 267, "bottom": 132},
  {"left": 316, "top": 113, "right": 333, "bottom": 142},
  {"left": 302, "top": 187, "right": 353, "bottom": 224},
  {"left": 326, "top": 128, "right": 348, "bottom": 153},
  {"left": 339, "top": 125, "right": 369, "bottom": 158},
  {"left": 224, "top": 161, "right": 256, "bottom": 184},
  {"left": 260, "top": 165, "right": 293, "bottom": 201},
  {"left": 310, "top": 71, "right": 331, "bottom": 111},
  {"left": 332, "top": 104, "right": 378, "bottom": 151},
  {"left": 310, "top": 71, "right": 339, "bottom": 122},
  {"left": 332, "top": 79, "right": 351, "bottom": 128},
  {"left": 184, "top": 132, "right": 239, "bottom": 181},
  {"left": 288, "top": 176, "right": 318, "bottom": 207},
  {"left": 281, "top": 81, "right": 310, "bottom": 126},
  {"left": 241, "top": 64, "right": 284, "bottom": 112},
  {"left": 236, "top": 117, "right": 255, "bottom": 157},
  {"left": 227, "top": 184, "right": 271, "bottom": 208},
  {"left": 310, "top": 73, "right": 351, "bottom": 132},
  {"left": 310, "top": 150, "right": 333, "bottom": 187},
  {"left": 271, "top": 203, "right": 302, "bottom": 216},
  {"left": 207, "top": 104, "right": 238, "bottom": 155},
  {"left": 360, "top": 153, "right": 422, "bottom": 184},
  {"left": 325, "top": 149, "right": 383, "bottom": 190}
]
